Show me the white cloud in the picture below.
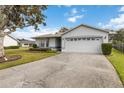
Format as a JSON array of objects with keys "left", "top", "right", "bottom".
[
  {"left": 98, "top": 22, "right": 102, "bottom": 26},
  {"left": 67, "top": 15, "right": 84, "bottom": 23},
  {"left": 64, "top": 5, "right": 72, "bottom": 7},
  {"left": 98, "top": 13, "right": 124, "bottom": 30},
  {"left": 119, "top": 6, "right": 124, "bottom": 12},
  {"left": 65, "top": 8, "right": 86, "bottom": 16},
  {"left": 101, "top": 24, "right": 112, "bottom": 29},
  {"left": 110, "top": 14, "right": 124, "bottom": 25},
  {"left": 81, "top": 8, "right": 87, "bottom": 12},
  {"left": 71, "top": 8, "right": 78, "bottom": 15},
  {"left": 64, "top": 8, "right": 78, "bottom": 16},
  {"left": 57, "top": 5, "right": 72, "bottom": 8},
  {"left": 10, "top": 27, "right": 59, "bottom": 40}
]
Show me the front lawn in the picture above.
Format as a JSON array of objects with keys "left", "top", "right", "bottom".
[
  {"left": 107, "top": 49, "right": 124, "bottom": 84},
  {"left": 0, "top": 48, "right": 57, "bottom": 70}
]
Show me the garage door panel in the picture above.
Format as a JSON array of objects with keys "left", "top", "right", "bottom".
[{"left": 63, "top": 37, "right": 102, "bottom": 53}]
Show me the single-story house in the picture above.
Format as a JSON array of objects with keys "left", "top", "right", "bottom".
[
  {"left": 4, "top": 35, "right": 20, "bottom": 47},
  {"left": 33, "top": 24, "right": 109, "bottom": 53},
  {"left": 18, "top": 39, "right": 35, "bottom": 48}
]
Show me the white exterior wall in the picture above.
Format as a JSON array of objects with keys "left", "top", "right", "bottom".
[
  {"left": 62, "top": 26, "right": 109, "bottom": 53},
  {"left": 62, "top": 26, "right": 108, "bottom": 42},
  {"left": 4, "top": 35, "right": 18, "bottom": 47}
]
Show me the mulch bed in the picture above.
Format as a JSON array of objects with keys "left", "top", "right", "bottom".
[{"left": 0, "top": 55, "right": 22, "bottom": 63}]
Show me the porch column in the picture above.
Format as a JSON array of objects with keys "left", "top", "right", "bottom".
[{"left": 44, "top": 39, "right": 47, "bottom": 48}]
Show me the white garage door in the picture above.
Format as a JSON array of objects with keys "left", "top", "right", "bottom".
[{"left": 63, "top": 37, "right": 103, "bottom": 53}]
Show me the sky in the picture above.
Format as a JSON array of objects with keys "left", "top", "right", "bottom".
[{"left": 11, "top": 5, "right": 124, "bottom": 40}]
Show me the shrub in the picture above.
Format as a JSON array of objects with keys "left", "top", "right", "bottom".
[
  {"left": 102, "top": 43, "right": 112, "bottom": 55},
  {"left": 29, "top": 48, "right": 51, "bottom": 51},
  {"left": 113, "top": 43, "right": 124, "bottom": 53},
  {"left": 46, "top": 50, "right": 57, "bottom": 53},
  {"left": 32, "top": 44, "right": 37, "bottom": 48},
  {"left": 4, "top": 46, "right": 20, "bottom": 49}
]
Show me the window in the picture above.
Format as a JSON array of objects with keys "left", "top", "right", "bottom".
[
  {"left": 82, "top": 37, "right": 86, "bottom": 40},
  {"left": 87, "top": 37, "right": 90, "bottom": 40},
  {"left": 74, "top": 38, "right": 77, "bottom": 41},
  {"left": 66, "top": 38, "right": 74, "bottom": 41},
  {"left": 78, "top": 38, "right": 81, "bottom": 40},
  {"left": 95, "top": 37, "right": 100, "bottom": 40},
  {"left": 91, "top": 37, "right": 95, "bottom": 40},
  {"left": 66, "top": 38, "right": 70, "bottom": 41},
  {"left": 24, "top": 44, "right": 28, "bottom": 45},
  {"left": 70, "top": 38, "right": 73, "bottom": 41}
]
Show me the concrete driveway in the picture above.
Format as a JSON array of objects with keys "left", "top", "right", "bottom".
[{"left": 0, "top": 53, "right": 123, "bottom": 88}]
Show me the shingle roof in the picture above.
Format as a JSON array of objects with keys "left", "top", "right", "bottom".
[
  {"left": 33, "top": 27, "right": 69, "bottom": 39},
  {"left": 32, "top": 34, "right": 61, "bottom": 39},
  {"left": 33, "top": 24, "right": 110, "bottom": 39},
  {"left": 8, "top": 35, "right": 20, "bottom": 43},
  {"left": 18, "top": 39, "right": 35, "bottom": 44}
]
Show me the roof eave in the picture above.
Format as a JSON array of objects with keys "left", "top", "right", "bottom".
[
  {"left": 33, "top": 36, "right": 61, "bottom": 39},
  {"left": 8, "top": 35, "right": 20, "bottom": 43},
  {"left": 80, "top": 24, "right": 109, "bottom": 33}
]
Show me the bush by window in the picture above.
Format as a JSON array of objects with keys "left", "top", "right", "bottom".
[{"left": 32, "top": 44, "right": 37, "bottom": 48}]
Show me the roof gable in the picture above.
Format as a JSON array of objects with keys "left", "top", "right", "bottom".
[{"left": 62, "top": 24, "right": 109, "bottom": 35}]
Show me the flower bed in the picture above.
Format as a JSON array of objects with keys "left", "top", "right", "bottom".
[{"left": 0, "top": 55, "right": 22, "bottom": 63}]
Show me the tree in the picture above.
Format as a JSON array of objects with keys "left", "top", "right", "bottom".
[
  {"left": 0, "top": 5, "right": 47, "bottom": 58},
  {"left": 113, "top": 29, "right": 124, "bottom": 44}
]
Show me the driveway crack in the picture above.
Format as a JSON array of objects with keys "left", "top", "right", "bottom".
[{"left": 21, "top": 64, "right": 66, "bottom": 88}]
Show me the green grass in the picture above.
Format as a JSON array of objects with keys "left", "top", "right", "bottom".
[
  {"left": 107, "top": 49, "right": 124, "bottom": 84},
  {"left": 0, "top": 48, "right": 57, "bottom": 70}
]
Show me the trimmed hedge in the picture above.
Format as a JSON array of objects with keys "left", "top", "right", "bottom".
[
  {"left": 46, "top": 50, "right": 57, "bottom": 53},
  {"left": 4, "top": 46, "right": 20, "bottom": 49},
  {"left": 29, "top": 48, "right": 57, "bottom": 53},
  {"left": 29, "top": 48, "right": 51, "bottom": 51},
  {"left": 102, "top": 43, "right": 112, "bottom": 55}
]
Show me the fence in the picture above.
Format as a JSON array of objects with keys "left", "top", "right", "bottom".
[{"left": 113, "top": 43, "right": 124, "bottom": 53}]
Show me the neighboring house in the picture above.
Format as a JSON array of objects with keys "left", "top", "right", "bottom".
[
  {"left": 18, "top": 39, "right": 35, "bottom": 48},
  {"left": 4, "top": 35, "right": 19, "bottom": 47},
  {"left": 108, "top": 31, "right": 117, "bottom": 43},
  {"left": 33, "top": 24, "right": 109, "bottom": 53}
]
